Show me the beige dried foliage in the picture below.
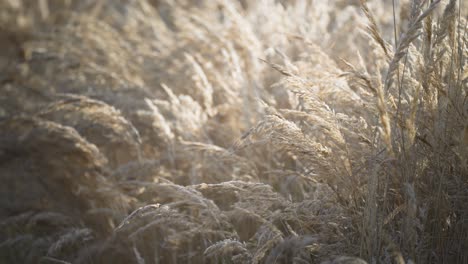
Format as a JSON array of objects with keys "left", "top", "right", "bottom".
[
  {"left": 38, "top": 95, "right": 142, "bottom": 168},
  {"left": 1, "top": 0, "right": 467, "bottom": 263}
]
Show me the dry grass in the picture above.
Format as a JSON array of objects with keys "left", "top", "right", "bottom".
[{"left": 0, "top": 0, "right": 467, "bottom": 263}]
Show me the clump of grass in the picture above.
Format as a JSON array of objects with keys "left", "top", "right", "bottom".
[
  {"left": 0, "top": 0, "right": 466, "bottom": 263},
  {"left": 38, "top": 94, "right": 142, "bottom": 168}
]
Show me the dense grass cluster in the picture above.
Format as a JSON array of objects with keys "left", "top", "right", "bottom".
[{"left": 0, "top": 0, "right": 467, "bottom": 263}]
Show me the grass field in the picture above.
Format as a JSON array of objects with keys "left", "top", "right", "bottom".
[{"left": 0, "top": 0, "right": 467, "bottom": 263}]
